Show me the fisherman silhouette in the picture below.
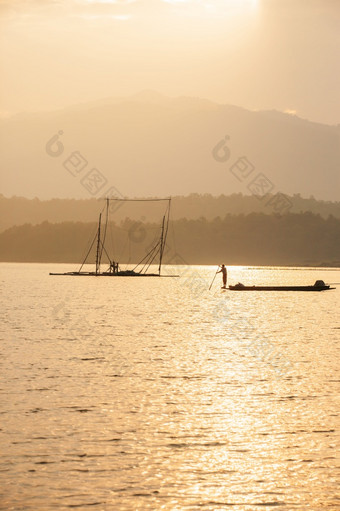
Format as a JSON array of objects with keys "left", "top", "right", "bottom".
[{"left": 217, "top": 264, "right": 227, "bottom": 289}]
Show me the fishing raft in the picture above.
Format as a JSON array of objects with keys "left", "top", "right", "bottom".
[{"left": 50, "top": 197, "right": 176, "bottom": 277}]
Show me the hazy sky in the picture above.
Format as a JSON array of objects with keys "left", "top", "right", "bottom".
[{"left": 0, "top": 0, "right": 339, "bottom": 124}]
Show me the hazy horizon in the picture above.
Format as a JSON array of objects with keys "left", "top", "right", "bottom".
[
  {"left": 1, "top": 89, "right": 339, "bottom": 127},
  {"left": 1, "top": 1, "right": 339, "bottom": 201},
  {"left": 1, "top": 0, "right": 339, "bottom": 125},
  {"left": 1, "top": 189, "right": 340, "bottom": 204},
  {"left": 1, "top": 92, "right": 339, "bottom": 201}
]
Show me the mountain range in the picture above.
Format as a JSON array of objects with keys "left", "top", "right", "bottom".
[
  {"left": 1, "top": 193, "right": 340, "bottom": 234},
  {"left": 0, "top": 91, "right": 339, "bottom": 201}
]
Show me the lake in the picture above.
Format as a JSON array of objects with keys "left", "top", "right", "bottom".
[{"left": 1, "top": 263, "right": 339, "bottom": 510}]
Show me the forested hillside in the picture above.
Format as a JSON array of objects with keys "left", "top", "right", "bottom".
[
  {"left": 1, "top": 193, "right": 340, "bottom": 232},
  {"left": 1, "top": 212, "right": 339, "bottom": 267}
]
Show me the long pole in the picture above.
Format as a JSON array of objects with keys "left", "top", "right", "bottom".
[
  {"left": 95, "top": 213, "right": 102, "bottom": 275},
  {"left": 158, "top": 214, "right": 166, "bottom": 276},
  {"left": 209, "top": 266, "right": 220, "bottom": 290},
  {"left": 158, "top": 198, "right": 171, "bottom": 276},
  {"left": 99, "top": 198, "right": 109, "bottom": 265}
]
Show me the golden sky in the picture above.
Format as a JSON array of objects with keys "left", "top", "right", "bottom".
[{"left": 0, "top": 0, "right": 339, "bottom": 124}]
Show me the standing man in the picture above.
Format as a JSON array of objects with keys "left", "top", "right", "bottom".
[{"left": 217, "top": 264, "right": 227, "bottom": 289}]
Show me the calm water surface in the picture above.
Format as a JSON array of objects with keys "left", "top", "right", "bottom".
[{"left": 1, "top": 263, "right": 339, "bottom": 510}]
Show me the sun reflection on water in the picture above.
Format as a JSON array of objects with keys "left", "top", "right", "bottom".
[{"left": 0, "top": 263, "right": 339, "bottom": 509}]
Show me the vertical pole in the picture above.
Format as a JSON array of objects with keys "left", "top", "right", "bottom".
[
  {"left": 158, "top": 214, "right": 166, "bottom": 276},
  {"left": 95, "top": 213, "right": 102, "bottom": 275},
  {"left": 158, "top": 198, "right": 171, "bottom": 276}
]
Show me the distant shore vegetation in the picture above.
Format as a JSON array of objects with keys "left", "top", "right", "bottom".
[
  {"left": 1, "top": 193, "right": 340, "bottom": 233},
  {"left": 1, "top": 211, "right": 339, "bottom": 267}
]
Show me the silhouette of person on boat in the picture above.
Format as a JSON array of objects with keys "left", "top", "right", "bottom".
[
  {"left": 109, "top": 261, "right": 120, "bottom": 274},
  {"left": 217, "top": 264, "right": 227, "bottom": 289}
]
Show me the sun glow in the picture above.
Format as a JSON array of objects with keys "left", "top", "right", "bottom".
[{"left": 84, "top": 0, "right": 137, "bottom": 3}]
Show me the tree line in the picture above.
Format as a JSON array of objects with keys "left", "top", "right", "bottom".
[
  {"left": 1, "top": 193, "right": 340, "bottom": 233},
  {"left": 0, "top": 212, "right": 339, "bottom": 267}
]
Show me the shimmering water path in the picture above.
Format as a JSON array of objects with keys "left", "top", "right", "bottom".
[{"left": 1, "top": 263, "right": 339, "bottom": 510}]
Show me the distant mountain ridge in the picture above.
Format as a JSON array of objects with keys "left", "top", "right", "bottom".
[
  {"left": 1, "top": 193, "right": 340, "bottom": 233},
  {"left": 0, "top": 92, "right": 339, "bottom": 201}
]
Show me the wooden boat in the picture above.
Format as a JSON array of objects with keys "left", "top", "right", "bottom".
[
  {"left": 50, "top": 197, "right": 178, "bottom": 277},
  {"left": 228, "top": 280, "right": 334, "bottom": 291}
]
